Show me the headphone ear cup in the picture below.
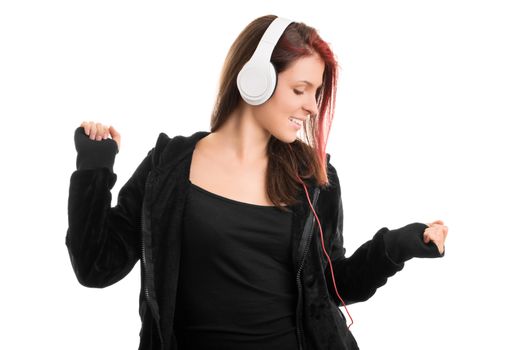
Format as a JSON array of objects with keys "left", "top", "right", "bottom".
[
  {"left": 237, "top": 61, "right": 277, "bottom": 106},
  {"left": 266, "top": 63, "right": 278, "bottom": 101}
]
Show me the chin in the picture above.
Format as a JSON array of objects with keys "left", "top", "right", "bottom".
[{"left": 271, "top": 131, "right": 298, "bottom": 144}]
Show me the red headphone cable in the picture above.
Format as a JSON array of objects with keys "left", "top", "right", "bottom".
[{"left": 298, "top": 177, "right": 354, "bottom": 329}]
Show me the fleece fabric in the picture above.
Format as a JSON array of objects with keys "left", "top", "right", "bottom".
[{"left": 66, "top": 127, "right": 444, "bottom": 350}]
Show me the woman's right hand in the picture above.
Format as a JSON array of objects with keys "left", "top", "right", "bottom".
[
  {"left": 424, "top": 220, "right": 448, "bottom": 255},
  {"left": 80, "top": 121, "right": 121, "bottom": 151}
]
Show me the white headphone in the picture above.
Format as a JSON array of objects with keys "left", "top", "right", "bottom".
[{"left": 236, "top": 17, "right": 293, "bottom": 106}]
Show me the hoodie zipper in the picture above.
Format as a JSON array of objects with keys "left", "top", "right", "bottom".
[
  {"left": 295, "top": 187, "right": 320, "bottom": 350},
  {"left": 141, "top": 171, "right": 164, "bottom": 349}
]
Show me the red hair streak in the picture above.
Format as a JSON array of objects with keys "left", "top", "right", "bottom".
[
  {"left": 308, "top": 32, "right": 338, "bottom": 176},
  {"left": 297, "top": 175, "right": 354, "bottom": 329},
  {"left": 277, "top": 22, "right": 338, "bottom": 183}
]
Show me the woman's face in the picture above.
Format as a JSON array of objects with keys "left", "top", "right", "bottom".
[{"left": 253, "top": 53, "right": 325, "bottom": 143}]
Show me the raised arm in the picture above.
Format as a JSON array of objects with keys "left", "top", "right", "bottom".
[{"left": 65, "top": 124, "right": 160, "bottom": 288}]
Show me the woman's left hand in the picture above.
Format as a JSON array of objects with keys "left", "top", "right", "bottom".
[{"left": 424, "top": 220, "right": 448, "bottom": 254}]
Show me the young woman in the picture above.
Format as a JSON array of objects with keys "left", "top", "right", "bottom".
[{"left": 66, "top": 15, "right": 448, "bottom": 350}]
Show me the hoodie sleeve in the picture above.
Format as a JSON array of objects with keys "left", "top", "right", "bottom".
[
  {"left": 323, "top": 161, "right": 430, "bottom": 305},
  {"left": 383, "top": 222, "right": 445, "bottom": 263},
  {"left": 74, "top": 126, "right": 119, "bottom": 173},
  {"left": 65, "top": 128, "right": 169, "bottom": 288}
]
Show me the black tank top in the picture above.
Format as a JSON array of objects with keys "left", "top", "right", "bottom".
[{"left": 174, "top": 181, "right": 299, "bottom": 350}]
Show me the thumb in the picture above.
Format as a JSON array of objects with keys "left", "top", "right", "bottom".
[
  {"left": 426, "top": 219, "right": 444, "bottom": 227},
  {"left": 109, "top": 125, "right": 121, "bottom": 151}
]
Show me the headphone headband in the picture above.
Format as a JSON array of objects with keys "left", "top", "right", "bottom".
[{"left": 249, "top": 17, "right": 293, "bottom": 65}]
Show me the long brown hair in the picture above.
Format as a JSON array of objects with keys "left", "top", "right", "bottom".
[{"left": 210, "top": 15, "right": 339, "bottom": 210}]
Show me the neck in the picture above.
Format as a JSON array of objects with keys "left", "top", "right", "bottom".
[{"left": 211, "top": 105, "right": 270, "bottom": 166}]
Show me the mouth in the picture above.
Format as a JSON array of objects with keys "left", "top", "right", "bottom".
[{"left": 289, "top": 117, "right": 304, "bottom": 127}]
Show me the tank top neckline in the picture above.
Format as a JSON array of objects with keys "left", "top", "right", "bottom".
[{"left": 189, "top": 180, "right": 289, "bottom": 209}]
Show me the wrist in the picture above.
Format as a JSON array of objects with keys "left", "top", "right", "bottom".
[
  {"left": 383, "top": 222, "right": 430, "bottom": 263},
  {"left": 74, "top": 127, "right": 118, "bottom": 172}
]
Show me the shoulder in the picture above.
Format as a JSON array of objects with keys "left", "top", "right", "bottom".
[
  {"left": 315, "top": 152, "right": 342, "bottom": 215},
  {"left": 317, "top": 153, "right": 343, "bottom": 225},
  {"left": 150, "top": 130, "right": 210, "bottom": 168},
  {"left": 325, "top": 152, "right": 341, "bottom": 194}
]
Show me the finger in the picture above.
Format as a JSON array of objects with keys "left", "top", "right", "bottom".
[
  {"left": 88, "top": 121, "right": 95, "bottom": 137},
  {"left": 427, "top": 235, "right": 442, "bottom": 253},
  {"left": 81, "top": 121, "right": 91, "bottom": 136},
  {"left": 426, "top": 228, "right": 446, "bottom": 254},
  {"left": 109, "top": 125, "right": 121, "bottom": 150},
  {"left": 89, "top": 122, "right": 97, "bottom": 140},
  {"left": 423, "top": 230, "right": 431, "bottom": 244},
  {"left": 96, "top": 123, "right": 106, "bottom": 141},
  {"left": 426, "top": 220, "right": 443, "bottom": 227},
  {"left": 102, "top": 125, "right": 109, "bottom": 140},
  {"left": 95, "top": 123, "right": 102, "bottom": 141},
  {"left": 431, "top": 225, "right": 448, "bottom": 241},
  {"left": 431, "top": 240, "right": 444, "bottom": 255},
  {"left": 424, "top": 227, "right": 440, "bottom": 244}
]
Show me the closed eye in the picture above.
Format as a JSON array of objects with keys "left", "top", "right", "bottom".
[{"left": 293, "top": 89, "right": 304, "bottom": 95}]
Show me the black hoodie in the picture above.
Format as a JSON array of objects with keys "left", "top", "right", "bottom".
[{"left": 66, "top": 127, "right": 443, "bottom": 350}]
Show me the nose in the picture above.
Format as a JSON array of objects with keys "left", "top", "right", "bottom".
[{"left": 303, "top": 94, "right": 319, "bottom": 118}]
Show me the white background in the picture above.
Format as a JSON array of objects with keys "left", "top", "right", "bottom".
[{"left": 1, "top": 0, "right": 524, "bottom": 349}]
